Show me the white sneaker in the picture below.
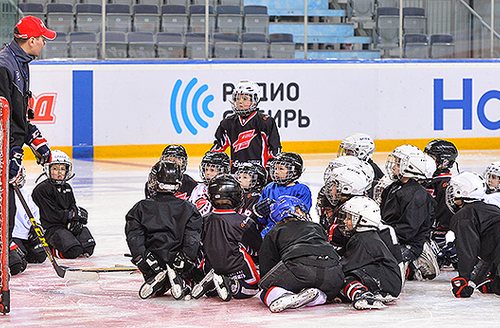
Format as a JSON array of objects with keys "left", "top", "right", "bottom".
[
  {"left": 269, "top": 288, "right": 320, "bottom": 313},
  {"left": 213, "top": 273, "right": 232, "bottom": 302}
]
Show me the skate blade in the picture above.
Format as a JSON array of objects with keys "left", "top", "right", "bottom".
[
  {"left": 353, "top": 299, "right": 387, "bottom": 310},
  {"left": 213, "top": 274, "right": 231, "bottom": 302},
  {"left": 192, "top": 269, "right": 214, "bottom": 299}
]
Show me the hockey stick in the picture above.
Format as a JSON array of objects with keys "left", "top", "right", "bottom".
[
  {"left": 12, "top": 184, "right": 99, "bottom": 282},
  {"left": 62, "top": 265, "right": 138, "bottom": 273}
]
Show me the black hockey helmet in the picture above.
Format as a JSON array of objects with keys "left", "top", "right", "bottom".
[
  {"left": 154, "top": 161, "right": 182, "bottom": 192},
  {"left": 235, "top": 162, "right": 268, "bottom": 192},
  {"left": 161, "top": 144, "right": 188, "bottom": 172},
  {"left": 199, "top": 152, "right": 231, "bottom": 183},
  {"left": 207, "top": 174, "right": 243, "bottom": 208},
  {"left": 423, "top": 139, "right": 458, "bottom": 170},
  {"left": 316, "top": 186, "right": 335, "bottom": 230},
  {"left": 269, "top": 152, "right": 304, "bottom": 185}
]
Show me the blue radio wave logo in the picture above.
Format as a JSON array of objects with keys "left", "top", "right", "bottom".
[{"left": 170, "top": 78, "right": 215, "bottom": 135}]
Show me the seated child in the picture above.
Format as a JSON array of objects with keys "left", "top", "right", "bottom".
[
  {"left": 337, "top": 196, "right": 401, "bottom": 306},
  {"left": 253, "top": 152, "right": 312, "bottom": 236},
  {"left": 192, "top": 174, "right": 262, "bottom": 301},
  {"left": 125, "top": 161, "right": 202, "bottom": 300},
  {"left": 32, "top": 150, "right": 95, "bottom": 259},
  {"left": 258, "top": 195, "right": 345, "bottom": 313},
  {"left": 189, "top": 152, "right": 230, "bottom": 217},
  {"left": 145, "top": 144, "right": 197, "bottom": 200},
  {"left": 235, "top": 162, "right": 268, "bottom": 219},
  {"left": 484, "top": 161, "right": 500, "bottom": 208}
]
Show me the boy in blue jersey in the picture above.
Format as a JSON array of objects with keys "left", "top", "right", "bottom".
[{"left": 253, "top": 152, "right": 312, "bottom": 237}]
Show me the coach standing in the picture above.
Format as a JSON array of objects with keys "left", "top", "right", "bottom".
[{"left": 0, "top": 16, "right": 54, "bottom": 274}]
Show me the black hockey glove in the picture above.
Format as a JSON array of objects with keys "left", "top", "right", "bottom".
[
  {"left": 67, "top": 218, "right": 83, "bottom": 236},
  {"left": 132, "top": 250, "right": 164, "bottom": 281},
  {"left": 9, "top": 146, "right": 24, "bottom": 184},
  {"left": 400, "top": 245, "right": 415, "bottom": 263},
  {"left": 73, "top": 206, "right": 89, "bottom": 225},
  {"left": 437, "top": 242, "right": 457, "bottom": 267},
  {"left": 172, "top": 251, "right": 195, "bottom": 277},
  {"left": 451, "top": 276, "right": 474, "bottom": 298},
  {"left": 26, "top": 124, "right": 52, "bottom": 165},
  {"left": 253, "top": 198, "right": 275, "bottom": 219}
]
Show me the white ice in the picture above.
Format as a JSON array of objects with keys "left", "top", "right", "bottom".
[{"left": 4, "top": 151, "right": 500, "bottom": 328}]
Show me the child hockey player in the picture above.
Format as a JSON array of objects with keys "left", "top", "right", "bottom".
[
  {"left": 192, "top": 174, "right": 262, "bottom": 301},
  {"left": 145, "top": 144, "right": 197, "bottom": 200},
  {"left": 125, "top": 161, "right": 202, "bottom": 300},
  {"left": 258, "top": 195, "right": 345, "bottom": 313},
  {"left": 12, "top": 166, "right": 46, "bottom": 272},
  {"left": 317, "top": 186, "right": 335, "bottom": 232},
  {"left": 32, "top": 150, "right": 95, "bottom": 259},
  {"left": 253, "top": 152, "right": 312, "bottom": 236},
  {"left": 446, "top": 172, "right": 500, "bottom": 297},
  {"left": 189, "top": 152, "right": 230, "bottom": 217},
  {"left": 210, "top": 80, "right": 281, "bottom": 171},
  {"left": 422, "top": 139, "right": 459, "bottom": 267},
  {"left": 483, "top": 161, "right": 500, "bottom": 208},
  {"left": 337, "top": 196, "right": 401, "bottom": 306},
  {"left": 380, "top": 145, "right": 438, "bottom": 280},
  {"left": 338, "top": 133, "right": 384, "bottom": 190},
  {"left": 235, "top": 162, "right": 268, "bottom": 218}
]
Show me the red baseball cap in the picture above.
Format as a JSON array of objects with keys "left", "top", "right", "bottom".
[{"left": 14, "top": 16, "right": 56, "bottom": 40}]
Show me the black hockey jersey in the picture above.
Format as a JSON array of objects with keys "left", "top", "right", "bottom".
[
  {"left": 424, "top": 169, "right": 453, "bottom": 230},
  {"left": 259, "top": 220, "right": 341, "bottom": 277},
  {"left": 125, "top": 192, "right": 202, "bottom": 266},
  {"left": 450, "top": 201, "right": 500, "bottom": 280},
  {"left": 341, "top": 230, "right": 402, "bottom": 297},
  {"left": 202, "top": 209, "right": 262, "bottom": 279},
  {"left": 210, "top": 111, "right": 281, "bottom": 169},
  {"left": 32, "top": 180, "right": 77, "bottom": 235},
  {"left": 380, "top": 179, "right": 436, "bottom": 259},
  {"left": 238, "top": 191, "right": 261, "bottom": 226},
  {"left": 144, "top": 173, "right": 198, "bottom": 200}
]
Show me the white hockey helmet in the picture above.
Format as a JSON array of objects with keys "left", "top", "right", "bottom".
[
  {"left": 338, "top": 133, "right": 376, "bottom": 161},
  {"left": 446, "top": 172, "right": 486, "bottom": 213},
  {"left": 422, "top": 154, "right": 437, "bottom": 180},
  {"left": 385, "top": 144, "right": 427, "bottom": 181},
  {"left": 337, "top": 196, "right": 381, "bottom": 237},
  {"left": 483, "top": 161, "right": 500, "bottom": 193},
  {"left": 324, "top": 165, "right": 372, "bottom": 206},
  {"left": 229, "top": 80, "right": 262, "bottom": 117},
  {"left": 324, "top": 155, "right": 374, "bottom": 184},
  {"left": 43, "top": 150, "right": 74, "bottom": 184}
]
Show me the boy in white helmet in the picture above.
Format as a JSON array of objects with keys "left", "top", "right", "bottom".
[
  {"left": 32, "top": 150, "right": 95, "bottom": 259},
  {"left": 483, "top": 161, "right": 500, "bottom": 208},
  {"left": 210, "top": 80, "right": 281, "bottom": 172}
]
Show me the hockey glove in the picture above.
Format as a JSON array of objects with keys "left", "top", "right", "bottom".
[
  {"left": 132, "top": 250, "right": 164, "bottom": 281},
  {"left": 451, "top": 276, "right": 475, "bottom": 298},
  {"left": 74, "top": 206, "right": 89, "bottom": 225},
  {"left": 253, "top": 198, "right": 275, "bottom": 220},
  {"left": 172, "top": 251, "right": 195, "bottom": 277},
  {"left": 437, "top": 242, "right": 458, "bottom": 267},
  {"left": 26, "top": 124, "right": 51, "bottom": 165},
  {"left": 67, "top": 218, "right": 83, "bottom": 236},
  {"left": 9, "top": 146, "right": 24, "bottom": 184}
]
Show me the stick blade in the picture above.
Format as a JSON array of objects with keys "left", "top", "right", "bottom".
[{"left": 63, "top": 270, "right": 100, "bottom": 282}]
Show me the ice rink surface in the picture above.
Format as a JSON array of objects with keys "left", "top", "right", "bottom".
[{"left": 4, "top": 151, "right": 500, "bottom": 328}]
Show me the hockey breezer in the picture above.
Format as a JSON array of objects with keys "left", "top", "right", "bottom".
[{"left": 12, "top": 184, "right": 99, "bottom": 282}]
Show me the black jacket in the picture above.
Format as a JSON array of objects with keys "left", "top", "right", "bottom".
[
  {"left": 32, "top": 179, "right": 77, "bottom": 234},
  {"left": 259, "top": 220, "right": 341, "bottom": 277},
  {"left": 125, "top": 192, "right": 202, "bottom": 267},
  {"left": 423, "top": 169, "right": 453, "bottom": 230},
  {"left": 380, "top": 179, "right": 436, "bottom": 258},
  {"left": 211, "top": 111, "right": 281, "bottom": 169},
  {"left": 0, "top": 41, "right": 34, "bottom": 148},
  {"left": 450, "top": 201, "right": 500, "bottom": 280},
  {"left": 202, "top": 209, "right": 261, "bottom": 277}
]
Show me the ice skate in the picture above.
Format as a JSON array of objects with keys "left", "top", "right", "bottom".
[
  {"left": 166, "top": 265, "right": 190, "bottom": 300},
  {"left": 139, "top": 270, "right": 168, "bottom": 299},
  {"left": 413, "top": 241, "right": 440, "bottom": 280},
  {"left": 352, "top": 291, "right": 386, "bottom": 310},
  {"left": 192, "top": 268, "right": 215, "bottom": 299},
  {"left": 373, "top": 292, "right": 398, "bottom": 304},
  {"left": 269, "top": 288, "right": 320, "bottom": 313},
  {"left": 213, "top": 272, "right": 232, "bottom": 301}
]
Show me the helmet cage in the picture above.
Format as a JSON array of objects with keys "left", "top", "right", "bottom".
[
  {"left": 229, "top": 81, "right": 261, "bottom": 117},
  {"left": 338, "top": 134, "right": 375, "bottom": 161},
  {"left": 44, "top": 150, "right": 73, "bottom": 184},
  {"left": 484, "top": 162, "right": 500, "bottom": 193}
]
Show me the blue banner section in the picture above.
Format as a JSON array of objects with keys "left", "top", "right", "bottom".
[{"left": 72, "top": 71, "right": 94, "bottom": 159}]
